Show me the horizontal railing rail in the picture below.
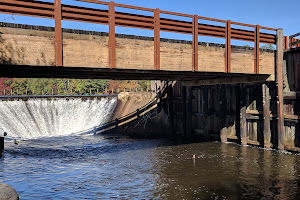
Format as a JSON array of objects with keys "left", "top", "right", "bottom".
[
  {"left": 284, "top": 32, "right": 300, "bottom": 49},
  {"left": 0, "top": 0, "right": 279, "bottom": 74}
]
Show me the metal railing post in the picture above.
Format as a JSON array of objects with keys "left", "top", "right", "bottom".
[
  {"left": 109, "top": 1, "right": 116, "bottom": 68},
  {"left": 154, "top": 8, "right": 160, "bottom": 70},
  {"left": 254, "top": 25, "right": 260, "bottom": 74},
  {"left": 54, "top": 0, "right": 63, "bottom": 67},
  {"left": 192, "top": 14, "right": 199, "bottom": 72},
  {"left": 225, "top": 20, "right": 231, "bottom": 73}
]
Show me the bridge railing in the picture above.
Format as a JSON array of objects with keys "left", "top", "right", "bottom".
[
  {"left": 284, "top": 32, "right": 300, "bottom": 49},
  {"left": 0, "top": 0, "right": 278, "bottom": 74}
]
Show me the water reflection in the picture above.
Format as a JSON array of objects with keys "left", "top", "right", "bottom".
[
  {"left": 0, "top": 137, "right": 299, "bottom": 199},
  {"left": 152, "top": 142, "right": 300, "bottom": 200}
]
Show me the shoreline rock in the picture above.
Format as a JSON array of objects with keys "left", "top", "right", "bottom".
[{"left": 0, "top": 183, "right": 19, "bottom": 200}]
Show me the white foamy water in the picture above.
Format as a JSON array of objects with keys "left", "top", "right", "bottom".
[{"left": 0, "top": 97, "right": 117, "bottom": 139}]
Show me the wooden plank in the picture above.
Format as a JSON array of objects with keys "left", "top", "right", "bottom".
[
  {"left": 182, "top": 86, "right": 187, "bottom": 136},
  {"left": 54, "top": 0, "right": 63, "bottom": 67},
  {"left": 220, "top": 85, "right": 227, "bottom": 142},
  {"left": 240, "top": 84, "right": 248, "bottom": 145},
  {"left": 276, "top": 29, "right": 284, "bottom": 150},
  {"left": 262, "top": 83, "right": 271, "bottom": 148},
  {"left": 186, "top": 86, "right": 193, "bottom": 136},
  {"left": 247, "top": 139, "right": 260, "bottom": 146}
]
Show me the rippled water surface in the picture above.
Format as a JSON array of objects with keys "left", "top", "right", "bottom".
[{"left": 1, "top": 136, "right": 300, "bottom": 199}]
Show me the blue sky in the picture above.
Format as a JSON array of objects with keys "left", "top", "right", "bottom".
[{"left": 1, "top": 0, "right": 299, "bottom": 45}]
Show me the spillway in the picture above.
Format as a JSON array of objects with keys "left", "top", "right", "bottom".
[{"left": 0, "top": 97, "right": 117, "bottom": 139}]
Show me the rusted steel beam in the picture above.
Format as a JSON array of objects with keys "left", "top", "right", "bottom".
[
  {"left": 199, "top": 29, "right": 225, "bottom": 37},
  {"left": 77, "top": 0, "right": 109, "bottom": 5},
  {"left": 284, "top": 36, "right": 288, "bottom": 49},
  {"left": 54, "top": 0, "right": 63, "bottom": 67},
  {"left": 116, "top": 13, "right": 153, "bottom": 22},
  {"left": 231, "top": 21, "right": 255, "bottom": 28},
  {"left": 160, "top": 18, "right": 192, "bottom": 28},
  {"left": 116, "top": 19, "right": 153, "bottom": 28},
  {"left": 62, "top": 12, "right": 108, "bottom": 23},
  {"left": 291, "top": 39, "right": 300, "bottom": 47},
  {"left": 108, "top": 1, "right": 116, "bottom": 68},
  {"left": 192, "top": 14, "right": 199, "bottom": 72},
  {"left": 225, "top": 20, "right": 231, "bottom": 73},
  {"left": 0, "top": 4, "right": 53, "bottom": 17},
  {"left": 259, "top": 26, "right": 277, "bottom": 31},
  {"left": 254, "top": 25, "right": 260, "bottom": 74},
  {"left": 197, "top": 15, "right": 226, "bottom": 23},
  {"left": 276, "top": 29, "right": 284, "bottom": 150},
  {"left": 290, "top": 32, "right": 300, "bottom": 38},
  {"left": 262, "top": 83, "right": 271, "bottom": 148},
  {"left": 160, "top": 10, "right": 193, "bottom": 18},
  {"left": 0, "top": 9, "right": 53, "bottom": 19},
  {"left": 231, "top": 33, "right": 254, "bottom": 41},
  {"left": 0, "top": 0, "right": 53, "bottom": 9},
  {"left": 231, "top": 29, "right": 255, "bottom": 36},
  {"left": 160, "top": 24, "right": 192, "bottom": 33},
  {"left": 62, "top": 4, "right": 108, "bottom": 17},
  {"left": 115, "top": 3, "right": 154, "bottom": 12},
  {"left": 154, "top": 8, "right": 160, "bottom": 70}
]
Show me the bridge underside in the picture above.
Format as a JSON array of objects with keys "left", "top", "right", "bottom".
[{"left": 0, "top": 64, "right": 270, "bottom": 82}]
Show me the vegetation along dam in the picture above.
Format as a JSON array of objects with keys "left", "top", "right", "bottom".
[{"left": 0, "top": 0, "right": 300, "bottom": 199}]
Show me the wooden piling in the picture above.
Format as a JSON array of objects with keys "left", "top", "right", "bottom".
[
  {"left": 185, "top": 86, "right": 193, "bottom": 137},
  {"left": 0, "top": 137, "right": 4, "bottom": 150},
  {"left": 276, "top": 29, "right": 284, "bottom": 150},
  {"left": 239, "top": 84, "right": 248, "bottom": 145},
  {"left": 262, "top": 83, "right": 271, "bottom": 148},
  {"left": 182, "top": 86, "right": 187, "bottom": 136},
  {"left": 219, "top": 85, "right": 227, "bottom": 142},
  {"left": 168, "top": 82, "right": 175, "bottom": 135}
]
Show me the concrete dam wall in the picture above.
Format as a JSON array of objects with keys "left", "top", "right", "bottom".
[{"left": 0, "top": 22, "right": 275, "bottom": 76}]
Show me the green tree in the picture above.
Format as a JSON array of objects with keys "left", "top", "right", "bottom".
[{"left": 261, "top": 44, "right": 275, "bottom": 50}]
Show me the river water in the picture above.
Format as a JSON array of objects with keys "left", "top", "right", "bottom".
[{"left": 1, "top": 135, "right": 299, "bottom": 199}]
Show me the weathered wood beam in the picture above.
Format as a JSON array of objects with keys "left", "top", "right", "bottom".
[
  {"left": 183, "top": 75, "right": 270, "bottom": 86},
  {"left": 262, "top": 83, "right": 271, "bottom": 148},
  {"left": 219, "top": 85, "right": 227, "bottom": 142},
  {"left": 276, "top": 29, "right": 284, "bottom": 150},
  {"left": 240, "top": 84, "right": 248, "bottom": 145},
  {"left": 185, "top": 86, "right": 193, "bottom": 137}
]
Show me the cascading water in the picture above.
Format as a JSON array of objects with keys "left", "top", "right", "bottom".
[{"left": 0, "top": 97, "right": 117, "bottom": 139}]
